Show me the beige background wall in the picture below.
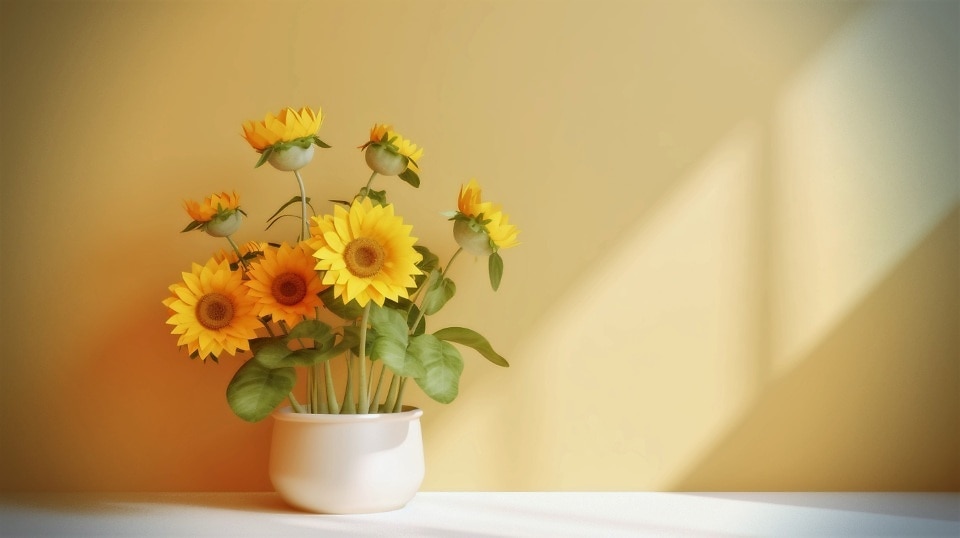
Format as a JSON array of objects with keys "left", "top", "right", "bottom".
[{"left": 1, "top": 0, "right": 957, "bottom": 492}]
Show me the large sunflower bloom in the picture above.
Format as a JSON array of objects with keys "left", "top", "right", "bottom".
[
  {"left": 309, "top": 199, "right": 422, "bottom": 307},
  {"left": 241, "top": 106, "right": 330, "bottom": 169},
  {"left": 455, "top": 179, "right": 519, "bottom": 252},
  {"left": 245, "top": 242, "right": 326, "bottom": 327},
  {"left": 163, "top": 258, "right": 261, "bottom": 361}
]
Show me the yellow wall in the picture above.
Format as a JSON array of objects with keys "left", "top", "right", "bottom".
[{"left": 1, "top": 0, "right": 957, "bottom": 492}]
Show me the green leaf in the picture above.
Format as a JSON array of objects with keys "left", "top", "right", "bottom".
[
  {"left": 421, "top": 271, "right": 456, "bottom": 316},
  {"left": 254, "top": 148, "right": 272, "bottom": 168},
  {"left": 284, "top": 348, "right": 337, "bottom": 366},
  {"left": 264, "top": 213, "right": 299, "bottom": 231},
  {"left": 488, "top": 252, "right": 504, "bottom": 291},
  {"left": 180, "top": 220, "right": 202, "bottom": 233},
  {"left": 398, "top": 168, "right": 420, "bottom": 188},
  {"left": 248, "top": 336, "right": 277, "bottom": 354},
  {"left": 409, "top": 334, "right": 463, "bottom": 404},
  {"left": 377, "top": 338, "right": 426, "bottom": 378},
  {"left": 434, "top": 326, "right": 509, "bottom": 367},
  {"left": 311, "top": 338, "right": 356, "bottom": 363},
  {"left": 266, "top": 196, "right": 313, "bottom": 224},
  {"left": 415, "top": 245, "right": 440, "bottom": 272},
  {"left": 241, "top": 250, "right": 264, "bottom": 263},
  {"left": 320, "top": 287, "right": 365, "bottom": 320},
  {"left": 226, "top": 360, "right": 296, "bottom": 422},
  {"left": 368, "top": 305, "right": 409, "bottom": 343},
  {"left": 357, "top": 188, "right": 388, "bottom": 206},
  {"left": 413, "top": 246, "right": 440, "bottom": 288},
  {"left": 313, "top": 136, "right": 331, "bottom": 148},
  {"left": 286, "top": 319, "right": 335, "bottom": 347},
  {"left": 252, "top": 340, "right": 294, "bottom": 368}
]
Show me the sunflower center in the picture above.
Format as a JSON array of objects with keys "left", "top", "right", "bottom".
[
  {"left": 196, "top": 293, "right": 234, "bottom": 330},
  {"left": 343, "top": 237, "right": 385, "bottom": 278},
  {"left": 271, "top": 272, "right": 308, "bottom": 306}
]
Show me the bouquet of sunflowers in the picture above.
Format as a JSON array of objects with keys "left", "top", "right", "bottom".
[{"left": 163, "top": 107, "right": 518, "bottom": 421}]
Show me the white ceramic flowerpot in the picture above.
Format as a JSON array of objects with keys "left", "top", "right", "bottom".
[{"left": 269, "top": 406, "right": 425, "bottom": 514}]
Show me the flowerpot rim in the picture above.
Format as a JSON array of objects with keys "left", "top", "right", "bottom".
[{"left": 272, "top": 405, "right": 423, "bottom": 424}]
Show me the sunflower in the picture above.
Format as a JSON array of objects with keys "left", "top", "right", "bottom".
[
  {"left": 182, "top": 191, "right": 245, "bottom": 237},
  {"left": 241, "top": 106, "right": 330, "bottom": 169},
  {"left": 163, "top": 258, "right": 261, "bottom": 361},
  {"left": 454, "top": 179, "right": 519, "bottom": 253},
  {"left": 245, "top": 242, "right": 326, "bottom": 327},
  {"left": 184, "top": 191, "right": 240, "bottom": 223},
  {"left": 242, "top": 107, "right": 324, "bottom": 151},
  {"left": 309, "top": 199, "right": 422, "bottom": 307},
  {"left": 359, "top": 124, "right": 423, "bottom": 185}
]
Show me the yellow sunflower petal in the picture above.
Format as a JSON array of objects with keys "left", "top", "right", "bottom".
[{"left": 311, "top": 200, "right": 421, "bottom": 307}]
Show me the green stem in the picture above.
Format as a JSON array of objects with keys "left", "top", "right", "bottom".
[
  {"left": 359, "top": 171, "right": 378, "bottom": 201},
  {"left": 440, "top": 247, "right": 464, "bottom": 280},
  {"left": 383, "top": 374, "right": 400, "bottom": 413},
  {"left": 287, "top": 392, "right": 305, "bottom": 414},
  {"left": 315, "top": 364, "right": 327, "bottom": 414},
  {"left": 306, "top": 370, "right": 315, "bottom": 413},
  {"left": 409, "top": 247, "right": 464, "bottom": 335},
  {"left": 370, "top": 363, "right": 387, "bottom": 413},
  {"left": 324, "top": 361, "right": 339, "bottom": 414},
  {"left": 226, "top": 235, "right": 249, "bottom": 271},
  {"left": 408, "top": 273, "right": 435, "bottom": 335},
  {"left": 259, "top": 319, "right": 276, "bottom": 337},
  {"left": 357, "top": 303, "right": 372, "bottom": 413},
  {"left": 392, "top": 377, "right": 408, "bottom": 413},
  {"left": 342, "top": 352, "right": 356, "bottom": 414},
  {"left": 293, "top": 169, "right": 309, "bottom": 242}
]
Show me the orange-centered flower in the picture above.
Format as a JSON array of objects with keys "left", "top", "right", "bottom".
[
  {"left": 245, "top": 242, "right": 326, "bottom": 327},
  {"left": 163, "top": 258, "right": 261, "bottom": 361}
]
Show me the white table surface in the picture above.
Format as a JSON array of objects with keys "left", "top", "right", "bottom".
[{"left": 1, "top": 492, "right": 958, "bottom": 537}]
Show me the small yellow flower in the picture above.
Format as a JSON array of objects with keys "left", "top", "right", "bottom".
[
  {"left": 182, "top": 192, "right": 245, "bottom": 237},
  {"left": 184, "top": 191, "right": 240, "bottom": 223},
  {"left": 245, "top": 242, "right": 326, "bottom": 327},
  {"left": 241, "top": 106, "right": 330, "bottom": 169},
  {"left": 309, "top": 199, "right": 422, "bottom": 307},
  {"left": 163, "top": 258, "right": 262, "bottom": 361},
  {"left": 454, "top": 179, "right": 519, "bottom": 253},
  {"left": 242, "top": 107, "right": 323, "bottom": 151},
  {"left": 359, "top": 124, "right": 423, "bottom": 185}
]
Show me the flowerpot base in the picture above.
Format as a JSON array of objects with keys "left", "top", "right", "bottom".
[{"left": 269, "top": 407, "right": 425, "bottom": 515}]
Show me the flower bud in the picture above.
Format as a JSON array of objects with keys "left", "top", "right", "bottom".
[
  {"left": 268, "top": 145, "right": 315, "bottom": 172},
  {"left": 453, "top": 219, "right": 494, "bottom": 256},
  {"left": 205, "top": 211, "right": 243, "bottom": 237},
  {"left": 364, "top": 145, "right": 407, "bottom": 176}
]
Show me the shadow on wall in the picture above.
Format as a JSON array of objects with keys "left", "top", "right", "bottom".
[
  {"left": 672, "top": 207, "right": 960, "bottom": 491},
  {"left": 420, "top": 0, "right": 959, "bottom": 492}
]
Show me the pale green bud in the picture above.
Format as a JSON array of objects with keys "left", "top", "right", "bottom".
[
  {"left": 268, "top": 145, "right": 315, "bottom": 172},
  {"left": 453, "top": 219, "right": 494, "bottom": 256},
  {"left": 364, "top": 145, "right": 407, "bottom": 176},
  {"left": 205, "top": 211, "right": 243, "bottom": 237}
]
